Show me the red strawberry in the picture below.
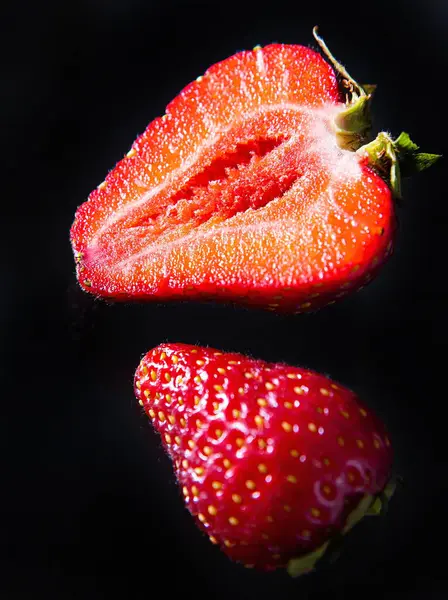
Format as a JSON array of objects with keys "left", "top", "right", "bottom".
[
  {"left": 71, "top": 28, "right": 438, "bottom": 313},
  {"left": 134, "top": 343, "right": 395, "bottom": 575}
]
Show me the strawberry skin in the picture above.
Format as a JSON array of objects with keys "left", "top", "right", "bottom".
[
  {"left": 134, "top": 343, "right": 394, "bottom": 573},
  {"left": 70, "top": 36, "right": 398, "bottom": 314}
]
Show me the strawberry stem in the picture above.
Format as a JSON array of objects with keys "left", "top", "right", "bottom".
[
  {"left": 313, "top": 26, "right": 365, "bottom": 99},
  {"left": 313, "top": 27, "right": 441, "bottom": 188},
  {"left": 313, "top": 26, "right": 374, "bottom": 151}
]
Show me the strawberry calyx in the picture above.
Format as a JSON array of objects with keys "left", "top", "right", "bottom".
[
  {"left": 313, "top": 26, "right": 374, "bottom": 151},
  {"left": 357, "top": 131, "right": 441, "bottom": 199},
  {"left": 313, "top": 27, "right": 441, "bottom": 196},
  {"left": 286, "top": 475, "right": 398, "bottom": 578}
]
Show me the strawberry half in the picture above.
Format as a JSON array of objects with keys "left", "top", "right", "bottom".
[
  {"left": 71, "top": 28, "right": 438, "bottom": 313},
  {"left": 134, "top": 343, "right": 395, "bottom": 575}
]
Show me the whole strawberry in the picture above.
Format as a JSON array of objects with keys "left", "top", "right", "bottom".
[
  {"left": 134, "top": 343, "right": 394, "bottom": 575},
  {"left": 71, "top": 28, "right": 439, "bottom": 314}
]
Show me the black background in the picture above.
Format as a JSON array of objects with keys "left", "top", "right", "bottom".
[{"left": 3, "top": 1, "right": 447, "bottom": 598}]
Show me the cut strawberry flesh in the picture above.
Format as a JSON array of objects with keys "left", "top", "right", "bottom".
[
  {"left": 130, "top": 137, "right": 288, "bottom": 236},
  {"left": 71, "top": 44, "right": 395, "bottom": 310}
]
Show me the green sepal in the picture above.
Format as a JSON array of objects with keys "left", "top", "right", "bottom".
[
  {"left": 358, "top": 131, "right": 441, "bottom": 199},
  {"left": 393, "top": 132, "right": 441, "bottom": 176},
  {"left": 287, "top": 541, "right": 330, "bottom": 578},
  {"left": 362, "top": 84, "right": 377, "bottom": 96},
  {"left": 342, "top": 493, "right": 376, "bottom": 534},
  {"left": 333, "top": 95, "right": 372, "bottom": 151},
  {"left": 366, "top": 496, "right": 382, "bottom": 516}
]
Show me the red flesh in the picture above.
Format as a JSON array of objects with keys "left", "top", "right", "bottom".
[
  {"left": 71, "top": 44, "right": 395, "bottom": 313},
  {"left": 134, "top": 343, "right": 393, "bottom": 571}
]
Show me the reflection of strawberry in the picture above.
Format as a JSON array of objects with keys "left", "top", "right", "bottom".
[
  {"left": 134, "top": 343, "right": 394, "bottom": 575},
  {"left": 71, "top": 28, "right": 439, "bottom": 313}
]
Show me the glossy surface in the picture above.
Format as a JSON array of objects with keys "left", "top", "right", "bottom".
[
  {"left": 71, "top": 43, "right": 395, "bottom": 313},
  {"left": 134, "top": 343, "right": 394, "bottom": 572}
]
